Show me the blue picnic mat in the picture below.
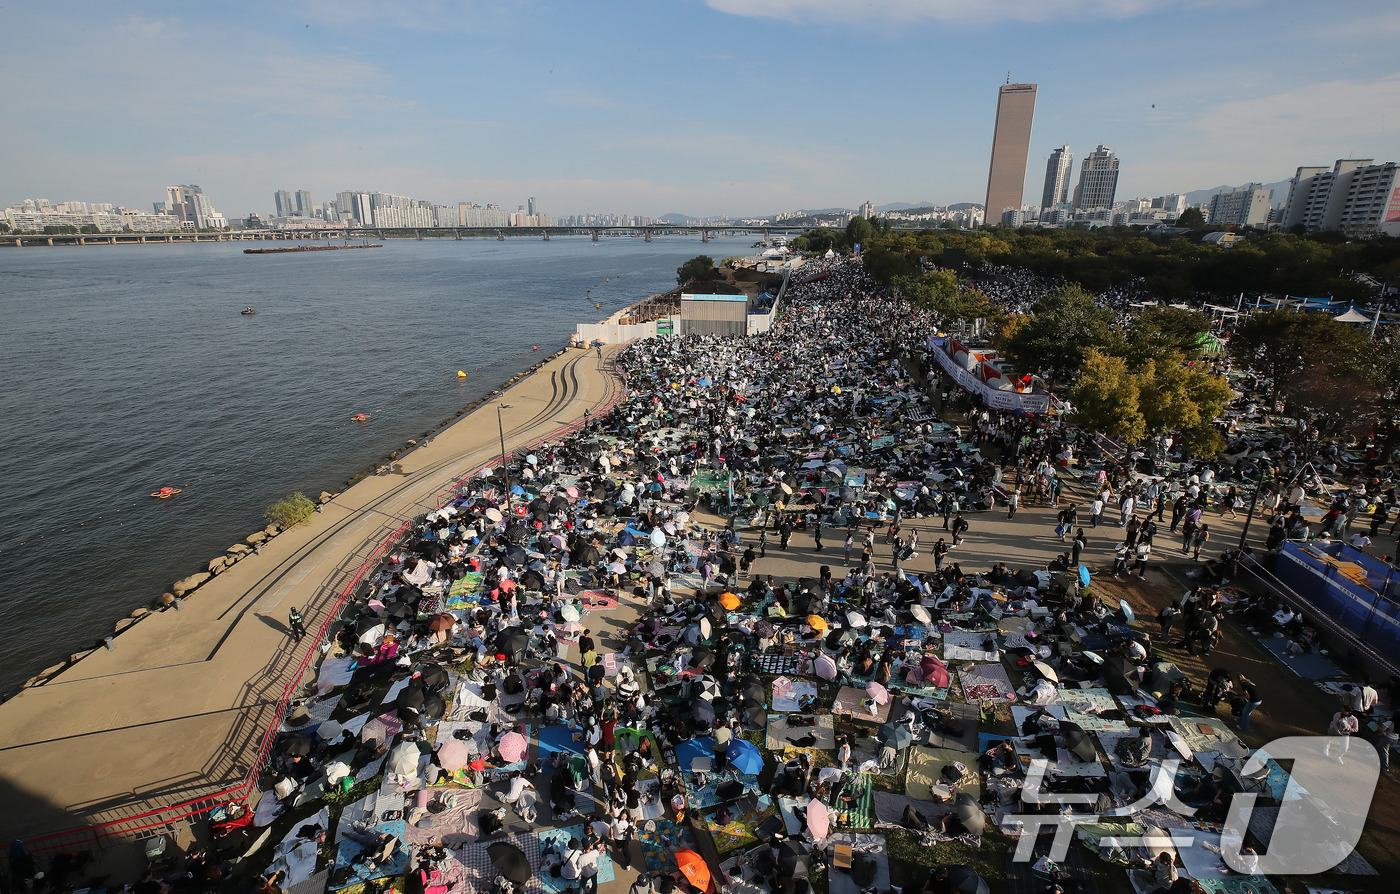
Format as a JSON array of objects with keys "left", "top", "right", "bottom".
[{"left": 535, "top": 824, "right": 616, "bottom": 892}]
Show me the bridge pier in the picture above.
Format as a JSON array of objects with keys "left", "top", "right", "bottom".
[
  {"left": 591, "top": 229, "right": 599, "bottom": 242},
  {"left": 701, "top": 228, "right": 710, "bottom": 243},
  {"left": 46, "top": 237, "right": 54, "bottom": 246},
  {"left": 643, "top": 228, "right": 652, "bottom": 242},
  {"left": 542, "top": 231, "right": 549, "bottom": 241},
  {"left": 454, "top": 229, "right": 462, "bottom": 241}
]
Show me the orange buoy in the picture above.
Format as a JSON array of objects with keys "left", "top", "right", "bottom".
[
  {"left": 151, "top": 487, "right": 182, "bottom": 499},
  {"left": 353, "top": 414, "right": 370, "bottom": 423},
  {"left": 532, "top": 346, "right": 539, "bottom": 351}
]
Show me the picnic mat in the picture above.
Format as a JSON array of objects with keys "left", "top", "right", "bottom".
[
  {"left": 1259, "top": 636, "right": 1345, "bottom": 681},
  {"left": 906, "top": 746, "right": 982, "bottom": 801},
  {"left": 924, "top": 700, "right": 979, "bottom": 752},
  {"left": 833, "top": 772, "right": 875, "bottom": 830},
  {"left": 702, "top": 795, "right": 779, "bottom": 853},
  {"left": 1004, "top": 834, "right": 1098, "bottom": 894},
  {"left": 537, "top": 724, "right": 583, "bottom": 762},
  {"left": 444, "top": 572, "right": 486, "bottom": 611},
  {"left": 455, "top": 833, "right": 543, "bottom": 894},
  {"left": 1061, "top": 687, "right": 1118, "bottom": 715},
  {"left": 833, "top": 686, "right": 892, "bottom": 723},
  {"left": 637, "top": 818, "right": 698, "bottom": 875},
  {"left": 684, "top": 767, "right": 761, "bottom": 810},
  {"left": 826, "top": 833, "right": 889, "bottom": 894},
  {"left": 750, "top": 653, "right": 810, "bottom": 676},
  {"left": 534, "top": 824, "right": 616, "bottom": 892},
  {"left": 448, "top": 674, "right": 527, "bottom": 726},
  {"left": 772, "top": 679, "right": 819, "bottom": 712},
  {"left": 871, "top": 791, "right": 951, "bottom": 825},
  {"left": 958, "top": 662, "right": 1016, "bottom": 702},
  {"left": 1167, "top": 716, "right": 1241, "bottom": 755},
  {"left": 1065, "top": 708, "right": 1131, "bottom": 734},
  {"left": 329, "top": 790, "right": 409, "bottom": 891},
  {"left": 767, "top": 713, "right": 835, "bottom": 751},
  {"left": 943, "top": 628, "right": 1000, "bottom": 662},
  {"left": 404, "top": 788, "right": 482, "bottom": 848}
]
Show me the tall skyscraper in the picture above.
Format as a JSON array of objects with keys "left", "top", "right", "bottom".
[
  {"left": 1041, "top": 146, "right": 1072, "bottom": 210},
  {"left": 1073, "top": 146, "right": 1120, "bottom": 210},
  {"left": 984, "top": 81, "right": 1037, "bottom": 227},
  {"left": 1207, "top": 184, "right": 1272, "bottom": 228},
  {"left": 274, "top": 190, "right": 293, "bottom": 218},
  {"left": 296, "top": 189, "right": 313, "bottom": 217},
  {"left": 527, "top": 197, "right": 537, "bottom": 217},
  {"left": 166, "top": 185, "right": 217, "bottom": 228}
]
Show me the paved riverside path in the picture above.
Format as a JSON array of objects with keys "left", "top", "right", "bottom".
[{"left": 0, "top": 347, "right": 622, "bottom": 844}]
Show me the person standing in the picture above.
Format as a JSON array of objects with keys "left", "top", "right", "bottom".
[
  {"left": 813, "top": 519, "right": 824, "bottom": 553},
  {"left": 1326, "top": 707, "right": 1360, "bottom": 763},
  {"left": 1236, "top": 674, "right": 1262, "bottom": 732},
  {"left": 1157, "top": 604, "right": 1180, "bottom": 640},
  {"left": 933, "top": 538, "right": 949, "bottom": 571},
  {"left": 1007, "top": 488, "right": 1020, "bottom": 520},
  {"left": 1071, "top": 529, "right": 1087, "bottom": 568},
  {"left": 844, "top": 533, "right": 854, "bottom": 562},
  {"left": 288, "top": 606, "right": 308, "bottom": 643},
  {"left": 758, "top": 529, "right": 767, "bottom": 559},
  {"left": 779, "top": 520, "right": 793, "bottom": 551},
  {"left": 1090, "top": 495, "right": 1104, "bottom": 528},
  {"left": 713, "top": 719, "right": 733, "bottom": 771},
  {"left": 1191, "top": 524, "right": 1210, "bottom": 561}
]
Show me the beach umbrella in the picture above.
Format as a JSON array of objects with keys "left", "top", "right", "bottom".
[
  {"left": 1082, "top": 651, "right": 1105, "bottom": 665},
  {"left": 690, "top": 645, "right": 716, "bottom": 670},
  {"left": 420, "top": 665, "right": 449, "bottom": 691},
  {"left": 650, "top": 527, "right": 666, "bottom": 547},
  {"left": 528, "top": 497, "right": 549, "bottom": 515},
  {"left": 719, "top": 592, "right": 740, "bottom": 611},
  {"left": 558, "top": 604, "right": 582, "bottom": 623},
  {"left": 1079, "top": 565, "right": 1092, "bottom": 587},
  {"left": 503, "top": 523, "right": 529, "bottom": 544},
  {"left": 737, "top": 677, "right": 766, "bottom": 705},
  {"left": 865, "top": 681, "right": 889, "bottom": 706},
  {"left": 806, "top": 799, "right": 831, "bottom": 839},
  {"left": 496, "top": 627, "right": 530, "bottom": 662},
  {"left": 813, "top": 654, "right": 838, "bottom": 680},
  {"left": 919, "top": 655, "right": 951, "bottom": 687},
  {"left": 1119, "top": 599, "right": 1136, "bottom": 624},
  {"left": 519, "top": 569, "right": 547, "bottom": 591},
  {"left": 387, "top": 741, "right": 421, "bottom": 776},
  {"left": 776, "top": 840, "right": 809, "bottom": 878},
  {"left": 753, "top": 620, "right": 775, "bottom": 639},
  {"left": 575, "top": 544, "right": 602, "bottom": 565},
  {"left": 498, "top": 731, "right": 528, "bottom": 763},
  {"left": 487, "top": 843, "right": 532, "bottom": 885},
  {"left": 316, "top": 719, "right": 345, "bottom": 741},
  {"left": 690, "top": 697, "right": 716, "bottom": 729},
  {"left": 421, "top": 692, "right": 446, "bottom": 723},
  {"left": 953, "top": 792, "right": 986, "bottom": 835},
  {"left": 825, "top": 628, "right": 856, "bottom": 650},
  {"left": 942, "top": 867, "right": 990, "bottom": 894},
  {"left": 1013, "top": 570, "right": 1039, "bottom": 587},
  {"left": 428, "top": 612, "right": 456, "bottom": 633},
  {"left": 565, "top": 486, "right": 579, "bottom": 500},
  {"left": 437, "top": 737, "right": 473, "bottom": 772},
  {"left": 484, "top": 507, "right": 503, "bottom": 523},
  {"left": 549, "top": 496, "right": 569, "bottom": 512},
  {"left": 846, "top": 610, "right": 868, "bottom": 628},
  {"left": 910, "top": 605, "right": 932, "bottom": 625},
  {"left": 357, "top": 622, "right": 387, "bottom": 645},
  {"left": 501, "top": 544, "right": 528, "bottom": 568},
  {"left": 740, "top": 699, "right": 766, "bottom": 729},
  {"left": 359, "top": 717, "right": 390, "bottom": 746},
  {"left": 608, "top": 561, "right": 628, "bottom": 575},
  {"left": 877, "top": 720, "right": 913, "bottom": 750},
  {"left": 1059, "top": 720, "right": 1097, "bottom": 763},
  {"left": 1031, "top": 660, "right": 1059, "bottom": 684},
  {"left": 284, "top": 733, "right": 313, "bottom": 757},
  {"left": 698, "top": 617, "right": 713, "bottom": 639},
  {"left": 549, "top": 534, "right": 567, "bottom": 550},
  {"left": 696, "top": 677, "right": 723, "bottom": 701},
  {"left": 675, "top": 850, "right": 710, "bottom": 891},
  {"left": 386, "top": 601, "right": 414, "bottom": 622},
  {"left": 729, "top": 738, "right": 765, "bottom": 776},
  {"left": 806, "top": 614, "right": 829, "bottom": 633}
]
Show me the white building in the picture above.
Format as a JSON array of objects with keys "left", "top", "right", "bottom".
[
  {"left": 1208, "top": 183, "right": 1272, "bottom": 228},
  {"left": 1280, "top": 159, "right": 1399, "bottom": 235}
]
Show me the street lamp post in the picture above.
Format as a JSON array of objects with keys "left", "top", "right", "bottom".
[{"left": 497, "top": 403, "right": 513, "bottom": 515}]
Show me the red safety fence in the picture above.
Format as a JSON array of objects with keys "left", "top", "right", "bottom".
[{"left": 9, "top": 349, "right": 635, "bottom": 860}]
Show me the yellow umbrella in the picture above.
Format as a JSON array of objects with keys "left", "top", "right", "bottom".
[
  {"left": 807, "top": 614, "right": 828, "bottom": 633},
  {"left": 719, "top": 592, "right": 740, "bottom": 610}
]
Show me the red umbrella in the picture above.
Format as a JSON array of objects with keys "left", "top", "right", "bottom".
[{"left": 919, "top": 655, "right": 951, "bottom": 688}]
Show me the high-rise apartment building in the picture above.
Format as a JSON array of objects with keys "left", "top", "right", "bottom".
[
  {"left": 1207, "top": 183, "right": 1272, "bottom": 228},
  {"left": 296, "top": 189, "right": 313, "bottom": 217},
  {"left": 1073, "top": 146, "right": 1120, "bottom": 210},
  {"left": 165, "top": 185, "right": 221, "bottom": 229},
  {"left": 274, "top": 190, "right": 294, "bottom": 218},
  {"left": 527, "top": 197, "right": 537, "bottom": 217},
  {"left": 1041, "top": 146, "right": 1072, "bottom": 211},
  {"left": 1280, "top": 159, "right": 1400, "bottom": 235},
  {"left": 984, "top": 82, "right": 1037, "bottom": 227}
]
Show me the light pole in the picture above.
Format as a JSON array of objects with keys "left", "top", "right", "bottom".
[{"left": 497, "top": 404, "right": 513, "bottom": 515}]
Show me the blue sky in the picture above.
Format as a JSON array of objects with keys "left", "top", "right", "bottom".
[{"left": 1, "top": 0, "right": 1397, "bottom": 218}]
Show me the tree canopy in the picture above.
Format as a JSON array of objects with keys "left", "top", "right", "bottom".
[
  {"left": 676, "top": 255, "right": 718, "bottom": 285},
  {"left": 999, "top": 284, "right": 1118, "bottom": 387}
]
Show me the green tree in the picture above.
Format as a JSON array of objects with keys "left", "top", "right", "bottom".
[
  {"left": 676, "top": 254, "right": 717, "bottom": 285},
  {"left": 846, "top": 216, "right": 874, "bottom": 247},
  {"left": 1175, "top": 208, "right": 1206, "bottom": 230},
  {"left": 861, "top": 245, "right": 916, "bottom": 286},
  {"left": 1124, "top": 306, "right": 1212, "bottom": 367},
  {"left": 1001, "top": 284, "right": 1119, "bottom": 388},
  {"left": 791, "top": 227, "right": 844, "bottom": 254},
  {"left": 1069, "top": 350, "right": 1146, "bottom": 443},
  {"left": 265, "top": 492, "right": 316, "bottom": 529}
]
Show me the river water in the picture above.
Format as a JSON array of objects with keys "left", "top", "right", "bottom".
[{"left": 0, "top": 234, "right": 751, "bottom": 694}]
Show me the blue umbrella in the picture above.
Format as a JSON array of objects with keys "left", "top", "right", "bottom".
[
  {"left": 510, "top": 485, "right": 525, "bottom": 495},
  {"left": 1078, "top": 565, "right": 1091, "bottom": 587},
  {"left": 1119, "top": 599, "right": 1135, "bottom": 624},
  {"left": 728, "top": 738, "right": 764, "bottom": 775},
  {"left": 675, "top": 736, "right": 716, "bottom": 772}
]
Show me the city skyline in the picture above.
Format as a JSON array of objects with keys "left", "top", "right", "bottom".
[{"left": 1, "top": 2, "right": 1397, "bottom": 218}]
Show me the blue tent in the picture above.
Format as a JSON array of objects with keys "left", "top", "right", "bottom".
[{"left": 728, "top": 738, "right": 764, "bottom": 776}]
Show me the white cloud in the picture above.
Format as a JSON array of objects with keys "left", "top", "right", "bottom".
[{"left": 705, "top": 0, "right": 1172, "bottom": 26}]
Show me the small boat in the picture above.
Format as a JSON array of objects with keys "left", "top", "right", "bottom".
[
  {"left": 151, "top": 487, "right": 182, "bottom": 499},
  {"left": 241, "top": 307, "right": 256, "bottom": 315},
  {"left": 352, "top": 413, "right": 371, "bottom": 423}
]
